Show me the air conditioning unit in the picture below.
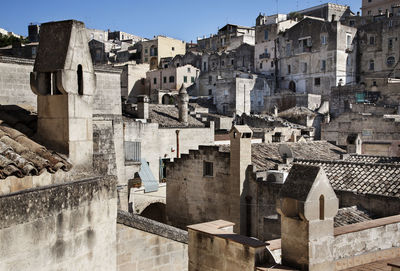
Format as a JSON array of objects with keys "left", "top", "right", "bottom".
[{"left": 266, "top": 170, "right": 288, "bottom": 184}]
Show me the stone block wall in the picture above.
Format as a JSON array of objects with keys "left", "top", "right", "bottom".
[
  {"left": 0, "top": 176, "right": 117, "bottom": 271},
  {"left": 334, "top": 215, "right": 400, "bottom": 270},
  {"left": 117, "top": 211, "right": 188, "bottom": 271},
  {"left": 0, "top": 56, "right": 36, "bottom": 108}
]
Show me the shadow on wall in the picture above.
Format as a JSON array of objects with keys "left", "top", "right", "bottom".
[{"left": 140, "top": 202, "right": 166, "bottom": 223}]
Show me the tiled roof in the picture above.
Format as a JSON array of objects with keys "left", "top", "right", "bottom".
[
  {"left": 278, "top": 106, "right": 317, "bottom": 118},
  {"left": 219, "top": 141, "right": 346, "bottom": 171},
  {"left": 344, "top": 154, "right": 400, "bottom": 164},
  {"left": 334, "top": 206, "right": 375, "bottom": 227},
  {"left": 0, "top": 105, "right": 72, "bottom": 179},
  {"left": 295, "top": 159, "right": 400, "bottom": 197},
  {"left": 149, "top": 105, "right": 205, "bottom": 128}
]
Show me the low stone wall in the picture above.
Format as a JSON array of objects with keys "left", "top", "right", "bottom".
[
  {"left": 334, "top": 215, "right": 400, "bottom": 270},
  {"left": 117, "top": 210, "right": 188, "bottom": 271},
  {"left": 0, "top": 176, "right": 117, "bottom": 271}
]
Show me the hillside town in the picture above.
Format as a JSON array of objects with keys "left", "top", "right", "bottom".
[{"left": 1, "top": 0, "right": 400, "bottom": 270}]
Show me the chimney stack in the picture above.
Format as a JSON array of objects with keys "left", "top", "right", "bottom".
[
  {"left": 229, "top": 125, "right": 253, "bottom": 234},
  {"left": 178, "top": 85, "right": 189, "bottom": 126},
  {"left": 137, "top": 95, "right": 149, "bottom": 119},
  {"left": 30, "top": 20, "right": 95, "bottom": 169}
]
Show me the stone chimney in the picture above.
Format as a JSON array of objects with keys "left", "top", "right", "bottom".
[
  {"left": 229, "top": 125, "right": 253, "bottom": 234},
  {"left": 30, "top": 20, "right": 95, "bottom": 169},
  {"left": 137, "top": 95, "right": 149, "bottom": 119},
  {"left": 178, "top": 85, "right": 189, "bottom": 126},
  {"left": 277, "top": 164, "right": 338, "bottom": 271}
]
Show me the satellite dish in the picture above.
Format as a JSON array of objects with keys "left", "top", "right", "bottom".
[{"left": 278, "top": 144, "right": 293, "bottom": 159}]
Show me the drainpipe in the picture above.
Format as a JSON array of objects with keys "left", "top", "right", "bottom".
[{"left": 175, "top": 130, "right": 180, "bottom": 158}]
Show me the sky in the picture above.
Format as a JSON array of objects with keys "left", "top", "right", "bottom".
[{"left": 1, "top": 0, "right": 362, "bottom": 42}]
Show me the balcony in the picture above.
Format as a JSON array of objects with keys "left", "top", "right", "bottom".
[
  {"left": 294, "top": 46, "right": 312, "bottom": 54},
  {"left": 259, "top": 53, "right": 271, "bottom": 59}
]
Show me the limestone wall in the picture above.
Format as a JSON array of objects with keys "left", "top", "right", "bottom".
[
  {"left": 0, "top": 56, "right": 36, "bottom": 108},
  {"left": 123, "top": 120, "right": 214, "bottom": 182},
  {"left": 0, "top": 176, "right": 117, "bottom": 271},
  {"left": 166, "top": 146, "right": 233, "bottom": 229},
  {"left": 333, "top": 215, "right": 400, "bottom": 270},
  {"left": 117, "top": 210, "right": 188, "bottom": 271}
]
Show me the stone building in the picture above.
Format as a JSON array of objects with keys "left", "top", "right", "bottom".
[
  {"left": 277, "top": 17, "right": 357, "bottom": 96},
  {"left": 254, "top": 14, "right": 298, "bottom": 76},
  {"left": 197, "top": 24, "right": 255, "bottom": 52},
  {"left": 108, "top": 30, "right": 144, "bottom": 42},
  {"left": 146, "top": 64, "right": 199, "bottom": 104},
  {"left": 187, "top": 164, "right": 400, "bottom": 271},
  {"left": 139, "top": 36, "right": 186, "bottom": 70},
  {"left": 0, "top": 20, "right": 118, "bottom": 271},
  {"left": 297, "top": 3, "right": 354, "bottom": 22},
  {"left": 357, "top": 15, "right": 400, "bottom": 81},
  {"left": 361, "top": 0, "right": 400, "bottom": 16}
]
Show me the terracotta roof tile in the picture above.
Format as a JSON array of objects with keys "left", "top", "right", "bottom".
[{"left": 0, "top": 106, "right": 72, "bottom": 179}]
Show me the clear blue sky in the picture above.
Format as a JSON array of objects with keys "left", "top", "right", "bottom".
[{"left": 1, "top": 0, "right": 361, "bottom": 42}]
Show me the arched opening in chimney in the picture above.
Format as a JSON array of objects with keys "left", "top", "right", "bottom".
[
  {"left": 319, "top": 194, "right": 325, "bottom": 220},
  {"left": 77, "top": 64, "right": 83, "bottom": 95}
]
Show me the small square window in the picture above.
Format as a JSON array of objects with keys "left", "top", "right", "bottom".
[
  {"left": 187, "top": 67, "right": 191, "bottom": 72},
  {"left": 203, "top": 161, "right": 213, "bottom": 177},
  {"left": 172, "top": 47, "right": 175, "bottom": 51},
  {"left": 315, "top": 78, "right": 321, "bottom": 86}
]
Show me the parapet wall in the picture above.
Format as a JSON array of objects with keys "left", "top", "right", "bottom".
[
  {"left": 117, "top": 210, "right": 188, "bottom": 271},
  {"left": 0, "top": 176, "right": 117, "bottom": 271},
  {"left": 333, "top": 215, "right": 400, "bottom": 270}
]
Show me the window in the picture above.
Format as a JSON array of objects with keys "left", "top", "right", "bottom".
[
  {"left": 191, "top": 76, "right": 195, "bottom": 83},
  {"left": 145, "top": 48, "right": 148, "bottom": 54},
  {"left": 387, "top": 56, "right": 396, "bottom": 67},
  {"left": 264, "top": 30, "right": 269, "bottom": 40},
  {"left": 321, "top": 35, "right": 327, "bottom": 45},
  {"left": 208, "top": 89, "right": 212, "bottom": 95},
  {"left": 221, "top": 60, "right": 224, "bottom": 66},
  {"left": 124, "top": 141, "right": 141, "bottom": 162},
  {"left": 153, "top": 78, "right": 157, "bottom": 84},
  {"left": 271, "top": 61, "right": 274, "bottom": 68},
  {"left": 231, "top": 59, "right": 234, "bottom": 65},
  {"left": 203, "top": 161, "right": 213, "bottom": 177},
  {"left": 203, "top": 62, "right": 207, "bottom": 70},
  {"left": 286, "top": 43, "right": 291, "bottom": 56},
  {"left": 287, "top": 65, "right": 291, "bottom": 74},
  {"left": 169, "top": 76, "right": 175, "bottom": 83},
  {"left": 163, "top": 76, "right": 167, "bottom": 83},
  {"left": 302, "top": 62, "right": 307, "bottom": 73},
  {"left": 208, "top": 76, "right": 212, "bottom": 83},
  {"left": 260, "top": 62, "right": 263, "bottom": 69},
  {"left": 369, "top": 36, "right": 375, "bottom": 45},
  {"left": 321, "top": 60, "right": 326, "bottom": 71},
  {"left": 184, "top": 76, "right": 187, "bottom": 83},
  {"left": 315, "top": 77, "right": 321, "bottom": 86},
  {"left": 144, "top": 57, "right": 148, "bottom": 62},
  {"left": 368, "top": 10, "right": 372, "bottom": 15},
  {"left": 187, "top": 67, "right": 191, "bottom": 72},
  {"left": 368, "top": 0, "right": 371, "bottom": 2},
  {"left": 349, "top": 20, "right": 355, "bottom": 27},
  {"left": 172, "top": 47, "right": 175, "bottom": 51},
  {"left": 389, "top": 38, "right": 394, "bottom": 49},
  {"left": 369, "top": 59, "right": 374, "bottom": 70},
  {"left": 164, "top": 64, "right": 168, "bottom": 68}
]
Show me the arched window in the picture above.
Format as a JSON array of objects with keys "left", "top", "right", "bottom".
[
  {"left": 319, "top": 195, "right": 325, "bottom": 220},
  {"left": 387, "top": 56, "right": 396, "bottom": 67},
  {"left": 77, "top": 64, "right": 83, "bottom": 95}
]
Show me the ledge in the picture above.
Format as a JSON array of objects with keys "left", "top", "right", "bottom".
[
  {"left": 334, "top": 214, "right": 400, "bottom": 236},
  {"left": 117, "top": 210, "right": 188, "bottom": 244}
]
